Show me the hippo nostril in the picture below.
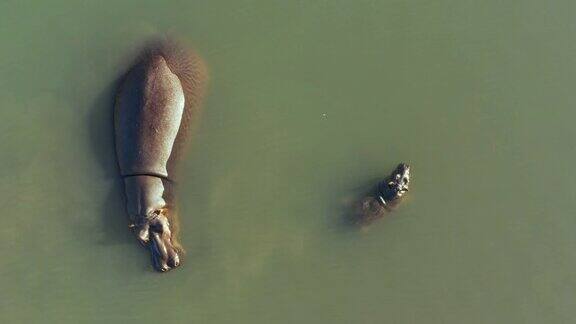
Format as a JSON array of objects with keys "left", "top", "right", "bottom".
[{"left": 169, "top": 254, "right": 180, "bottom": 268}]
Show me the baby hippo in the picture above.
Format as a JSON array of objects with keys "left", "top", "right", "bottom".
[
  {"left": 114, "top": 39, "right": 207, "bottom": 272},
  {"left": 355, "top": 163, "right": 411, "bottom": 225}
]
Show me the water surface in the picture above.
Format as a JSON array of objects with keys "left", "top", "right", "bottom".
[{"left": 1, "top": 0, "right": 576, "bottom": 323}]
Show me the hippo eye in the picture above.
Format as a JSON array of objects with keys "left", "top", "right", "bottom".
[{"left": 388, "top": 181, "right": 395, "bottom": 188}]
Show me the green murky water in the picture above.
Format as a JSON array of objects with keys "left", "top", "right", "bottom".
[{"left": 1, "top": 1, "right": 576, "bottom": 323}]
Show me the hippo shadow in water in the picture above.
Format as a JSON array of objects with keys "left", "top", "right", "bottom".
[{"left": 87, "top": 76, "right": 135, "bottom": 247}]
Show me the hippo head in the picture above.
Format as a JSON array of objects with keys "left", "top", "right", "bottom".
[
  {"left": 125, "top": 176, "right": 181, "bottom": 272},
  {"left": 377, "top": 163, "right": 410, "bottom": 206}
]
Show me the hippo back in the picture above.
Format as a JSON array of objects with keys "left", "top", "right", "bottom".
[{"left": 115, "top": 55, "right": 185, "bottom": 179}]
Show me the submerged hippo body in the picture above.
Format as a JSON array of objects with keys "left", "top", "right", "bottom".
[{"left": 114, "top": 40, "right": 206, "bottom": 272}]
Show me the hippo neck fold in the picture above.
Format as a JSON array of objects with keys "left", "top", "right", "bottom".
[{"left": 124, "top": 175, "right": 166, "bottom": 218}]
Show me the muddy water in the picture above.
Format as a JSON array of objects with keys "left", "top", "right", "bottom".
[{"left": 1, "top": 0, "right": 575, "bottom": 323}]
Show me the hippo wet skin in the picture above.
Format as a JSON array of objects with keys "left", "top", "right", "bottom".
[{"left": 114, "top": 40, "right": 207, "bottom": 272}]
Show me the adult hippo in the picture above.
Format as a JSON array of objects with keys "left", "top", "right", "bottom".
[{"left": 114, "top": 39, "right": 207, "bottom": 272}]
